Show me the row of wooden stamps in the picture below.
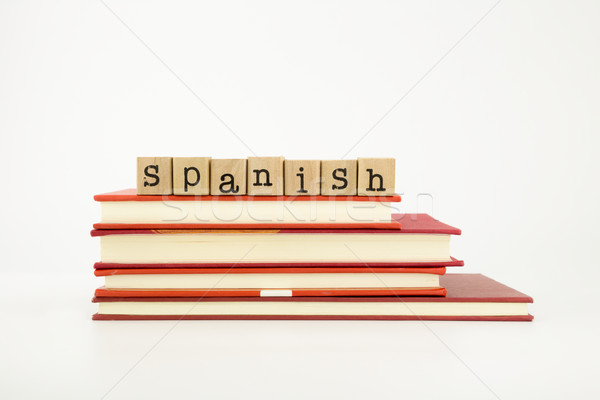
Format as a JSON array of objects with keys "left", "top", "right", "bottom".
[{"left": 137, "top": 157, "right": 395, "bottom": 196}]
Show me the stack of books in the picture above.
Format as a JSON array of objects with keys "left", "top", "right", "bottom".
[{"left": 91, "top": 189, "right": 533, "bottom": 321}]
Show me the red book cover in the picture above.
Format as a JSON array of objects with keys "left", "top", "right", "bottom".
[
  {"left": 94, "top": 189, "right": 403, "bottom": 230},
  {"left": 92, "top": 274, "right": 533, "bottom": 321},
  {"left": 94, "top": 222, "right": 404, "bottom": 230},
  {"left": 91, "top": 213, "right": 461, "bottom": 236},
  {"left": 94, "top": 266, "right": 447, "bottom": 276}
]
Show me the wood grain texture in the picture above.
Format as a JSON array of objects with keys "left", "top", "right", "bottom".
[
  {"left": 357, "top": 158, "right": 395, "bottom": 196},
  {"left": 210, "top": 159, "right": 247, "bottom": 195},
  {"left": 284, "top": 160, "right": 321, "bottom": 195},
  {"left": 136, "top": 157, "right": 173, "bottom": 195},
  {"left": 247, "top": 156, "right": 284, "bottom": 195},
  {"left": 173, "top": 157, "right": 211, "bottom": 195},
  {"left": 320, "top": 160, "right": 357, "bottom": 195}
]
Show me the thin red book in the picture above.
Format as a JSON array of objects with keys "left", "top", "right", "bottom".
[
  {"left": 92, "top": 274, "right": 534, "bottom": 321},
  {"left": 94, "top": 266, "right": 447, "bottom": 298},
  {"left": 94, "top": 287, "right": 447, "bottom": 298}
]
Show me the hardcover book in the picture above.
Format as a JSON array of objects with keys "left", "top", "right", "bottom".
[
  {"left": 94, "top": 266, "right": 447, "bottom": 298},
  {"left": 92, "top": 274, "right": 534, "bottom": 321},
  {"left": 94, "top": 189, "right": 402, "bottom": 229},
  {"left": 91, "top": 214, "right": 461, "bottom": 265}
]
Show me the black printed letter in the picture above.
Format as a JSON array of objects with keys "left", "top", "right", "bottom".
[
  {"left": 366, "top": 168, "right": 385, "bottom": 192},
  {"left": 184, "top": 167, "right": 200, "bottom": 192},
  {"left": 332, "top": 168, "right": 348, "bottom": 190},
  {"left": 219, "top": 173, "right": 239, "bottom": 193},
  {"left": 296, "top": 167, "right": 307, "bottom": 193},
  {"left": 252, "top": 169, "right": 272, "bottom": 187},
  {"left": 143, "top": 165, "right": 159, "bottom": 187}
]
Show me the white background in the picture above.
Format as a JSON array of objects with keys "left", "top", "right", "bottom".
[{"left": 1, "top": 1, "right": 599, "bottom": 398}]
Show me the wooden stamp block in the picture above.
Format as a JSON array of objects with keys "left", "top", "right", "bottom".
[
  {"left": 320, "top": 160, "right": 357, "bottom": 195},
  {"left": 137, "top": 157, "right": 173, "bottom": 195},
  {"left": 357, "top": 158, "right": 395, "bottom": 196},
  {"left": 210, "top": 159, "right": 247, "bottom": 195},
  {"left": 247, "top": 156, "right": 284, "bottom": 196},
  {"left": 284, "top": 160, "right": 321, "bottom": 196},
  {"left": 173, "top": 157, "right": 211, "bottom": 195}
]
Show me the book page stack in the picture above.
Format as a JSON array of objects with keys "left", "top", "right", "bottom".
[{"left": 91, "top": 192, "right": 533, "bottom": 321}]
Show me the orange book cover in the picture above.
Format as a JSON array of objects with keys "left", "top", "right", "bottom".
[
  {"left": 94, "top": 188, "right": 402, "bottom": 202},
  {"left": 94, "top": 287, "right": 447, "bottom": 298},
  {"left": 94, "top": 266, "right": 447, "bottom": 298}
]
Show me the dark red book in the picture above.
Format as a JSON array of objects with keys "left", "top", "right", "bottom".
[
  {"left": 91, "top": 214, "right": 462, "bottom": 266},
  {"left": 92, "top": 274, "right": 533, "bottom": 321}
]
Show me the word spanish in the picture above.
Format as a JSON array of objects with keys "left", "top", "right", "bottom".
[{"left": 137, "top": 157, "right": 395, "bottom": 196}]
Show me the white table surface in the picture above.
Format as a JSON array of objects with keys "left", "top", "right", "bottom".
[{"left": 1, "top": 1, "right": 598, "bottom": 398}]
